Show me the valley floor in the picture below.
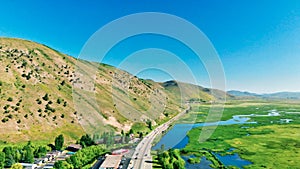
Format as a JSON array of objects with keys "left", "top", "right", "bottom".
[{"left": 154, "top": 100, "right": 300, "bottom": 169}]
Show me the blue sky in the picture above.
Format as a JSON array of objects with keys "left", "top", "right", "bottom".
[{"left": 0, "top": 0, "right": 300, "bottom": 93}]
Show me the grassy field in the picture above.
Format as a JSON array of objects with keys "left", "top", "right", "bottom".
[{"left": 181, "top": 100, "right": 300, "bottom": 168}]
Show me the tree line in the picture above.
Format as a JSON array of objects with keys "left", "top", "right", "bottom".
[
  {"left": 0, "top": 141, "right": 48, "bottom": 168},
  {"left": 54, "top": 145, "right": 107, "bottom": 169},
  {"left": 0, "top": 134, "right": 64, "bottom": 168}
]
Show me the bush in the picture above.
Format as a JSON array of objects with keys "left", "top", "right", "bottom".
[
  {"left": 60, "top": 80, "right": 65, "bottom": 86},
  {"left": 42, "top": 94, "right": 49, "bottom": 101},
  {"left": 57, "top": 98, "right": 62, "bottom": 104},
  {"left": 3, "top": 105, "right": 10, "bottom": 110},
  {"left": 36, "top": 99, "right": 42, "bottom": 104},
  {"left": 7, "top": 114, "right": 13, "bottom": 119},
  {"left": 1, "top": 118, "right": 9, "bottom": 123},
  {"left": 7, "top": 97, "right": 13, "bottom": 102},
  {"left": 45, "top": 104, "right": 55, "bottom": 112}
]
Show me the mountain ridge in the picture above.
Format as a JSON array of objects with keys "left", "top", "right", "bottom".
[{"left": 228, "top": 90, "right": 300, "bottom": 99}]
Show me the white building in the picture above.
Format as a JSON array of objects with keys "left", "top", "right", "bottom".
[{"left": 20, "top": 163, "right": 37, "bottom": 169}]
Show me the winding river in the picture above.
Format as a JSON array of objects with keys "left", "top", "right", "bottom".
[
  {"left": 152, "top": 115, "right": 256, "bottom": 150},
  {"left": 152, "top": 115, "right": 260, "bottom": 168}
]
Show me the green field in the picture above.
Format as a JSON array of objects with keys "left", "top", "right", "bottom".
[{"left": 181, "top": 100, "right": 300, "bottom": 168}]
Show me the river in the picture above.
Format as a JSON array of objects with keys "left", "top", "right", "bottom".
[{"left": 152, "top": 115, "right": 256, "bottom": 150}]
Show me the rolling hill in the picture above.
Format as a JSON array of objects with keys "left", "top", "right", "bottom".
[{"left": 0, "top": 38, "right": 222, "bottom": 144}]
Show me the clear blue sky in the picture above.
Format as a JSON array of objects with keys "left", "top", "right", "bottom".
[{"left": 1, "top": 0, "right": 300, "bottom": 93}]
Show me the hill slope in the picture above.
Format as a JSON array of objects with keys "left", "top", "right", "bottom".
[{"left": 0, "top": 38, "right": 221, "bottom": 143}]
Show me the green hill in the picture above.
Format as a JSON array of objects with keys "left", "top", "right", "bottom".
[{"left": 0, "top": 38, "right": 223, "bottom": 144}]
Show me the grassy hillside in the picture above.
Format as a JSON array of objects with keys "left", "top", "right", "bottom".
[{"left": 0, "top": 38, "right": 221, "bottom": 144}]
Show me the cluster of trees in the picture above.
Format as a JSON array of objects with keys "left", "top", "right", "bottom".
[
  {"left": 0, "top": 134, "right": 64, "bottom": 168},
  {"left": 54, "top": 145, "right": 107, "bottom": 169},
  {"left": 0, "top": 141, "right": 48, "bottom": 168},
  {"left": 157, "top": 149, "right": 185, "bottom": 169},
  {"left": 101, "top": 132, "right": 115, "bottom": 146},
  {"left": 90, "top": 129, "right": 137, "bottom": 147},
  {"left": 78, "top": 134, "right": 95, "bottom": 148}
]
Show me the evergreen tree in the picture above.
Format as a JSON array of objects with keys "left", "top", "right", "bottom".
[
  {"left": 2, "top": 147, "right": 15, "bottom": 167},
  {"left": 22, "top": 142, "right": 34, "bottom": 163},
  {"left": 55, "top": 134, "right": 64, "bottom": 150},
  {"left": 146, "top": 120, "right": 152, "bottom": 130}
]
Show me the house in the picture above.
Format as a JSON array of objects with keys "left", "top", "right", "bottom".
[
  {"left": 99, "top": 155, "right": 123, "bottom": 169},
  {"left": 66, "top": 144, "right": 82, "bottom": 152}
]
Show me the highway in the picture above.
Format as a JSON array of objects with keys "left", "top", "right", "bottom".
[{"left": 128, "top": 104, "right": 190, "bottom": 169}]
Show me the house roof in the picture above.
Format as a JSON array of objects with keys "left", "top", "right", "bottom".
[
  {"left": 67, "top": 144, "right": 82, "bottom": 149},
  {"left": 100, "top": 155, "right": 122, "bottom": 168}
]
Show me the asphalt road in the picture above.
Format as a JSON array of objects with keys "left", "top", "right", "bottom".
[{"left": 129, "top": 104, "right": 190, "bottom": 169}]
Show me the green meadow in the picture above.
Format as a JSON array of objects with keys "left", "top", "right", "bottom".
[{"left": 180, "top": 100, "right": 300, "bottom": 168}]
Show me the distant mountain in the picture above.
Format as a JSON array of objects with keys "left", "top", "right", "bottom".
[
  {"left": 227, "top": 90, "right": 261, "bottom": 97},
  {"left": 263, "top": 92, "right": 300, "bottom": 99},
  {"left": 228, "top": 90, "right": 300, "bottom": 99}
]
